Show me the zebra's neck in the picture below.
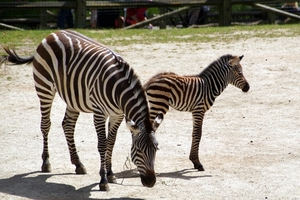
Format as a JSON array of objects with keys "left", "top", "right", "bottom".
[
  {"left": 199, "top": 62, "right": 231, "bottom": 100},
  {"left": 119, "top": 63, "right": 153, "bottom": 133}
]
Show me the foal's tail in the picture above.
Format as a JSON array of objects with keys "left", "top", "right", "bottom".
[{"left": 0, "top": 47, "right": 34, "bottom": 66}]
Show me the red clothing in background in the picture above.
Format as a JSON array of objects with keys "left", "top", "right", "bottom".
[{"left": 126, "top": 8, "right": 147, "bottom": 25}]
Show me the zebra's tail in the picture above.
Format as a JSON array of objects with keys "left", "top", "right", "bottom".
[{"left": 0, "top": 47, "right": 34, "bottom": 66}]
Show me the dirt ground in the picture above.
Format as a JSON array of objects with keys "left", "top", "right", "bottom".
[{"left": 0, "top": 33, "right": 299, "bottom": 200}]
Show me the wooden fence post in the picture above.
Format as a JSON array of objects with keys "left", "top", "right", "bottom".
[
  {"left": 40, "top": 9, "right": 48, "bottom": 29},
  {"left": 76, "top": 0, "right": 86, "bottom": 28},
  {"left": 219, "top": 0, "right": 231, "bottom": 26},
  {"left": 158, "top": 8, "right": 167, "bottom": 29}
]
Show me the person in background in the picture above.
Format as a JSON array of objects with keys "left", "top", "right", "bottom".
[
  {"left": 125, "top": 7, "right": 148, "bottom": 26},
  {"left": 90, "top": 9, "right": 98, "bottom": 28},
  {"left": 97, "top": 9, "right": 122, "bottom": 28},
  {"left": 281, "top": 2, "right": 299, "bottom": 13},
  {"left": 280, "top": 2, "right": 299, "bottom": 22},
  {"left": 57, "top": 0, "right": 74, "bottom": 29},
  {"left": 186, "top": 6, "right": 210, "bottom": 27}
]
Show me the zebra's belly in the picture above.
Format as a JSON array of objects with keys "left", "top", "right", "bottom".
[
  {"left": 56, "top": 89, "right": 94, "bottom": 113},
  {"left": 53, "top": 76, "right": 122, "bottom": 115},
  {"left": 58, "top": 92, "right": 122, "bottom": 116},
  {"left": 169, "top": 99, "right": 194, "bottom": 112}
]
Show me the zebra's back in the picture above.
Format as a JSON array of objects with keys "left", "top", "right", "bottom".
[
  {"left": 144, "top": 72, "right": 204, "bottom": 113},
  {"left": 33, "top": 30, "right": 126, "bottom": 113}
]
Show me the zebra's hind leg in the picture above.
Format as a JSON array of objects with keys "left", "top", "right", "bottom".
[
  {"left": 41, "top": 111, "right": 52, "bottom": 173},
  {"left": 106, "top": 115, "right": 124, "bottom": 184},
  {"left": 37, "top": 88, "right": 55, "bottom": 173},
  {"left": 62, "top": 107, "right": 86, "bottom": 174},
  {"left": 189, "top": 111, "right": 205, "bottom": 171}
]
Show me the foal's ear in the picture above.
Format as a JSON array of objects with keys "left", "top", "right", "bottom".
[
  {"left": 228, "top": 55, "right": 243, "bottom": 66},
  {"left": 152, "top": 112, "right": 164, "bottom": 132},
  {"left": 125, "top": 116, "right": 139, "bottom": 137}
]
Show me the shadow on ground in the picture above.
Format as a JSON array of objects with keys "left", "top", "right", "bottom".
[
  {"left": 114, "top": 168, "right": 212, "bottom": 181},
  {"left": 0, "top": 171, "right": 143, "bottom": 200}
]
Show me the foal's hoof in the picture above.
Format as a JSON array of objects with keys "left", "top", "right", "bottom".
[
  {"left": 108, "top": 175, "right": 117, "bottom": 183},
  {"left": 99, "top": 183, "right": 110, "bottom": 191},
  {"left": 194, "top": 163, "right": 205, "bottom": 171},
  {"left": 41, "top": 164, "right": 51, "bottom": 172},
  {"left": 75, "top": 166, "right": 87, "bottom": 174}
]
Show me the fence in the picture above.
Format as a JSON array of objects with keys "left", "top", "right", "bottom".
[{"left": 0, "top": 0, "right": 299, "bottom": 29}]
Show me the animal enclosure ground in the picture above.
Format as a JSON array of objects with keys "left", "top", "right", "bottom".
[{"left": 0, "top": 33, "right": 299, "bottom": 199}]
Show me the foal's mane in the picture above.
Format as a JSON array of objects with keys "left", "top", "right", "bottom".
[{"left": 198, "top": 54, "right": 233, "bottom": 77}]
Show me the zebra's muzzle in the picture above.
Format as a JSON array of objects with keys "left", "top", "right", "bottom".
[
  {"left": 140, "top": 170, "right": 156, "bottom": 187},
  {"left": 242, "top": 83, "right": 250, "bottom": 92}
]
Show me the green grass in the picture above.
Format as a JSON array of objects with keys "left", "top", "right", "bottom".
[{"left": 0, "top": 24, "right": 299, "bottom": 51}]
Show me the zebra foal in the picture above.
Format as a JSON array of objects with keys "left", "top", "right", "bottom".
[
  {"left": 144, "top": 54, "right": 250, "bottom": 171},
  {"left": 0, "top": 30, "right": 163, "bottom": 191}
]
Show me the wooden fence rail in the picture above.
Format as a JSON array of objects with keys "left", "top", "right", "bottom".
[{"left": 0, "top": 0, "right": 298, "bottom": 29}]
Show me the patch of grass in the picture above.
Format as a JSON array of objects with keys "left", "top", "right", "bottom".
[{"left": 0, "top": 24, "right": 299, "bottom": 52}]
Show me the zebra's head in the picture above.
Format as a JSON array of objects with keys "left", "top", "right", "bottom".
[
  {"left": 227, "top": 55, "right": 250, "bottom": 92},
  {"left": 125, "top": 113, "right": 163, "bottom": 187}
]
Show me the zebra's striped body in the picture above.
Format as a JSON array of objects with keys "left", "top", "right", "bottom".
[
  {"left": 1, "top": 30, "right": 162, "bottom": 191},
  {"left": 144, "top": 54, "right": 250, "bottom": 171}
]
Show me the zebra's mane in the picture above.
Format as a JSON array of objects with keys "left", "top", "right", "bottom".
[
  {"left": 122, "top": 61, "right": 153, "bottom": 133},
  {"left": 198, "top": 54, "right": 233, "bottom": 78}
]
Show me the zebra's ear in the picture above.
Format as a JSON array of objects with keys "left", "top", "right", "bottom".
[
  {"left": 125, "top": 116, "right": 139, "bottom": 136},
  {"left": 152, "top": 112, "right": 164, "bottom": 132},
  {"left": 228, "top": 55, "right": 242, "bottom": 66}
]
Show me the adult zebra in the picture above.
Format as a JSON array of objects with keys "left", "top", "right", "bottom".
[
  {"left": 0, "top": 30, "right": 163, "bottom": 191},
  {"left": 144, "top": 54, "right": 250, "bottom": 171}
]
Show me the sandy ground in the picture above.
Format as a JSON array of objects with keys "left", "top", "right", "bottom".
[{"left": 0, "top": 33, "right": 299, "bottom": 200}]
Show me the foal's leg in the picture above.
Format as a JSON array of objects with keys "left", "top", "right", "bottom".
[
  {"left": 106, "top": 115, "right": 124, "bottom": 183},
  {"left": 189, "top": 110, "right": 205, "bottom": 171},
  {"left": 62, "top": 107, "right": 86, "bottom": 174}
]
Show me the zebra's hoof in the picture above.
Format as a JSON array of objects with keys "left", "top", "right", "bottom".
[
  {"left": 41, "top": 164, "right": 51, "bottom": 172},
  {"left": 99, "top": 183, "right": 110, "bottom": 191},
  {"left": 75, "top": 166, "right": 87, "bottom": 174},
  {"left": 108, "top": 175, "right": 117, "bottom": 183}
]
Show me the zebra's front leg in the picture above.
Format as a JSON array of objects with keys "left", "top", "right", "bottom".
[
  {"left": 94, "top": 113, "right": 110, "bottom": 191},
  {"left": 106, "top": 115, "right": 124, "bottom": 184},
  {"left": 189, "top": 111, "right": 205, "bottom": 171},
  {"left": 62, "top": 107, "right": 86, "bottom": 174}
]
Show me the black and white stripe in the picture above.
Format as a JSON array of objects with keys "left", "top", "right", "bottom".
[
  {"left": 1, "top": 30, "right": 162, "bottom": 191},
  {"left": 144, "top": 54, "right": 250, "bottom": 171}
]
